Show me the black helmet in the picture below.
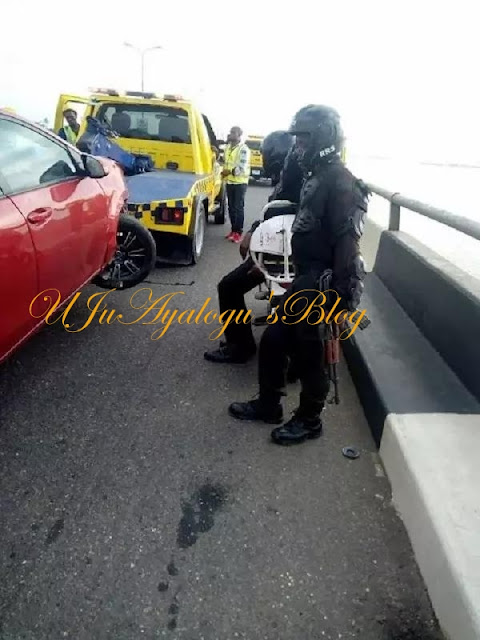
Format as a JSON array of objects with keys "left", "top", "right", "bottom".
[
  {"left": 261, "top": 130, "right": 294, "bottom": 182},
  {"left": 289, "top": 104, "right": 343, "bottom": 170}
]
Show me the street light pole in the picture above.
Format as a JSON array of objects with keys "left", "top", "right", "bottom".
[{"left": 124, "top": 42, "right": 164, "bottom": 92}]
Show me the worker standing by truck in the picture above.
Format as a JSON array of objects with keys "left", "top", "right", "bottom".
[
  {"left": 222, "top": 126, "right": 251, "bottom": 243},
  {"left": 57, "top": 108, "right": 80, "bottom": 144}
]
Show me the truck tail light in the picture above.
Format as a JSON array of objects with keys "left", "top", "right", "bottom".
[{"left": 155, "top": 207, "right": 186, "bottom": 225}]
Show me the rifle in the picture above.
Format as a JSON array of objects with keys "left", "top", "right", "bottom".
[
  {"left": 325, "top": 321, "right": 341, "bottom": 404},
  {"left": 319, "top": 269, "right": 372, "bottom": 405},
  {"left": 318, "top": 270, "right": 340, "bottom": 404}
]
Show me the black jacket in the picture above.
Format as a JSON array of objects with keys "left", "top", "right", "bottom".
[
  {"left": 291, "top": 156, "right": 370, "bottom": 308},
  {"left": 268, "top": 147, "right": 304, "bottom": 204},
  {"left": 248, "top": 148, "right": 304, "bottom": 234}
]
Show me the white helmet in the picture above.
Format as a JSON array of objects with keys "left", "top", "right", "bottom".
[{"left": 249, "top": 201, "right": 296, "bottom": 285}]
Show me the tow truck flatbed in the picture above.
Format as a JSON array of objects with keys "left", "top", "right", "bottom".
[
  {"left": 54, "top": 90, "right": 226, "bottom": 264},
  {"left": 126, "top": 170, "right": 208, "bottom": 204}
]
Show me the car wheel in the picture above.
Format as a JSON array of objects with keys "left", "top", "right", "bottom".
[
  {"left": 188, "top": 200, "right": 206, "bottom": 264},
  {"left": 93, "top": 214, "right": 156, "bottom": 289},
  {"left": 214, "top": 186, "right": 226, "bottom": 225}
]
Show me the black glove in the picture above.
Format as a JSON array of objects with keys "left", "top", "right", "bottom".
[{"left": 346, "top": 278, "right": 364, "bottom": 312}]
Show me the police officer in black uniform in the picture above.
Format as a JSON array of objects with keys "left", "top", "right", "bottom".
[
  {"left": 204, "top": 131, "right": 304, "bottom": 364},
  {"left": 262, "top": 130, "right": 301, "bottom": 192},
  {"left": 228, "top": 105, "right": 370, "bottom": 445}
]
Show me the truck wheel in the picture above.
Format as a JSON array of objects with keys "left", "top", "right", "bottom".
[
  {"left": 189, "top": 200, "right": 206, "bottom": 264},
  {"left": 214, "top": 187, "right": 226, "bottom": 224},
  {"left": 93, "top": 214, "right": 156, "bottom": 290}
]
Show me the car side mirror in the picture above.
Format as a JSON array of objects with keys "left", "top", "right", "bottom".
[{"left": 82, "top": 154, "right": 108, "bottom": 178}]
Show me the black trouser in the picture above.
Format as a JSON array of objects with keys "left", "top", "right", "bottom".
[
  {"left": 218, "top": 256, "right": 265, "bottom": 350},
  {"left": 226, "top": 183, "right": 248, "bottom": 233},
  {"left": 258, "top": 273, "right": 330, "bottom": 418}
]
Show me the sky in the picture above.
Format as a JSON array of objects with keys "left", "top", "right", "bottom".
[{"left": 2, "top": 0, "right": 480, "bottom": 163}]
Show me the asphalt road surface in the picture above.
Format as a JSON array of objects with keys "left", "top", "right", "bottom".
[{"left": 0, "top": 184, "right": 444, "bottom": 640}]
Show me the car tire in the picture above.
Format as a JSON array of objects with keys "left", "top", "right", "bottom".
[
  {"left": 93, "top": 214, "right": 156, "bottom": 290},
  {"left": 188, "top": 199, "right": 206, "bottom": 264},
  {"left": 214, "top": 186, "right": 226, "bottom": 225}
]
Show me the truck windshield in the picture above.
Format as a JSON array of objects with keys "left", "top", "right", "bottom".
[
  {"left": 96, "top": 104, "right": 191, "bottom": 143},
  {"left": 246, "top": 139, "right": 262, "bottom": 151}
]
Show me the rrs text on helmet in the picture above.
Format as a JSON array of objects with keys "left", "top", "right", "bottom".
[{"left": 289, "top": 105, "right": 344, "bottom": 170}]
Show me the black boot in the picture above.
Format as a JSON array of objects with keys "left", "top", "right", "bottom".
[
  {"left": 204, "top": 342, "right": 256, "bottom": 364},
  {"left": 271, "top": 412, "right": 323, "bottom": 445},
  {"left": 228, "top": 398, "right": 283, "bottom": 424}
]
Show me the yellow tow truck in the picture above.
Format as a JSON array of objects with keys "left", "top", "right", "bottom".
[
  {"left": 54, "top": 89, "right": 225, "bottom": 264},
  {"left": 246, "top": 135, "right": 265, "bottom": 181}
]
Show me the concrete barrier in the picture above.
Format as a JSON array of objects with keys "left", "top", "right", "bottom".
[
  {"left": 344, "top": 230, "right": 480, "bottom": 445},
  {"left": 373, "top": 231, "right": 480, "bottom": 403},
  {"left": 381, "top": 414, "right": 480, "bottom": 640},
  {"left": 343, "top": 227, "right": 480, "bottom": 640}
]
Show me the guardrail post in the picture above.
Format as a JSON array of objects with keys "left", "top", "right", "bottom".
[{"left": 389, "top": 201, "right": 401, "bottom": 231}]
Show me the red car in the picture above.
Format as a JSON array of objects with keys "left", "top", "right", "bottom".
[{"left": 0, "top": 110, "right": 156, "bottom": 364}]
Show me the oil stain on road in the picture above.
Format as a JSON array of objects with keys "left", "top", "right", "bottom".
[
  {"left": 161, "top": 483, "right": 229, "bottom": 632},
  {"left": 177, "top": 482, "right": 228, "bottom": 550}
]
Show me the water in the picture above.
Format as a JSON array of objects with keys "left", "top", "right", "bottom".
[{"left": 347, "top": 157, "right": 480, "bottom": 281}]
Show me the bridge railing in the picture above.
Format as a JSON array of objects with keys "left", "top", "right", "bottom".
[{"left": 366, "top": 183, "right": 480, "bottom": 242}]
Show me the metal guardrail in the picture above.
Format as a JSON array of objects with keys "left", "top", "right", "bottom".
[{"left": 367, "top": 183, "right": 480, "bottom": 242}]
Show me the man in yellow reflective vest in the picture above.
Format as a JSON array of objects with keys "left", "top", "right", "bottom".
[
  {"left": 222, "top": 126, "right": 251, "bottom": 243},
  {"left": 58, "top": 108, "right": 80, "bottom": 145}
]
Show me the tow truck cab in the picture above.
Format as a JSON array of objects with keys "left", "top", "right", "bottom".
[
  {"left": 246, "top": 135, "right": 264, "bottom": 181},
  {"left": 54, "top": 90, "right": 225, "bottom": 264}
]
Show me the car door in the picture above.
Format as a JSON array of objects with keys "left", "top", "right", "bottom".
[
  {"left": 0, "top": 116, "right": 110, "bottom": 302},
  {"left": 203, "top": 114, "right": 223, "bottom": 190},
  {"left": 0, "top": 185, "right": 38, "bottom": 363},
  {"left": 200, "top": 113, "right": 221, "bottom": 207}
]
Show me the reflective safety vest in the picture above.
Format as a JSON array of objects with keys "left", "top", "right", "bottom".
[
  {"left": 224, "top": 142, "right": 250, "bottom": 184},
  {"left": 64, "top": 125, "right": 78, "bottom": 145}
]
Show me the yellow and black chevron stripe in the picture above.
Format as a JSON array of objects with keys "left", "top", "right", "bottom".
[
  {"left": 126, "top": 174, "right": 215, "bottom": 225},
  {"left": 127, "top": 202, "right": 154, "bottom": 218},
  {"left": 192, "top": 177, "right": 213, "bottom": 196},
  {"left": 127, "top": 199, "right": 188, "bottom": 219}
]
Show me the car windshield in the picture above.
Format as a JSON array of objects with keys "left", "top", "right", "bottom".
[
  {"left": 246, "top": 139, "right": 262, "bottom": 151},
  {"left": 96, "top": 103, "right": 191, "bottom": 143}
]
